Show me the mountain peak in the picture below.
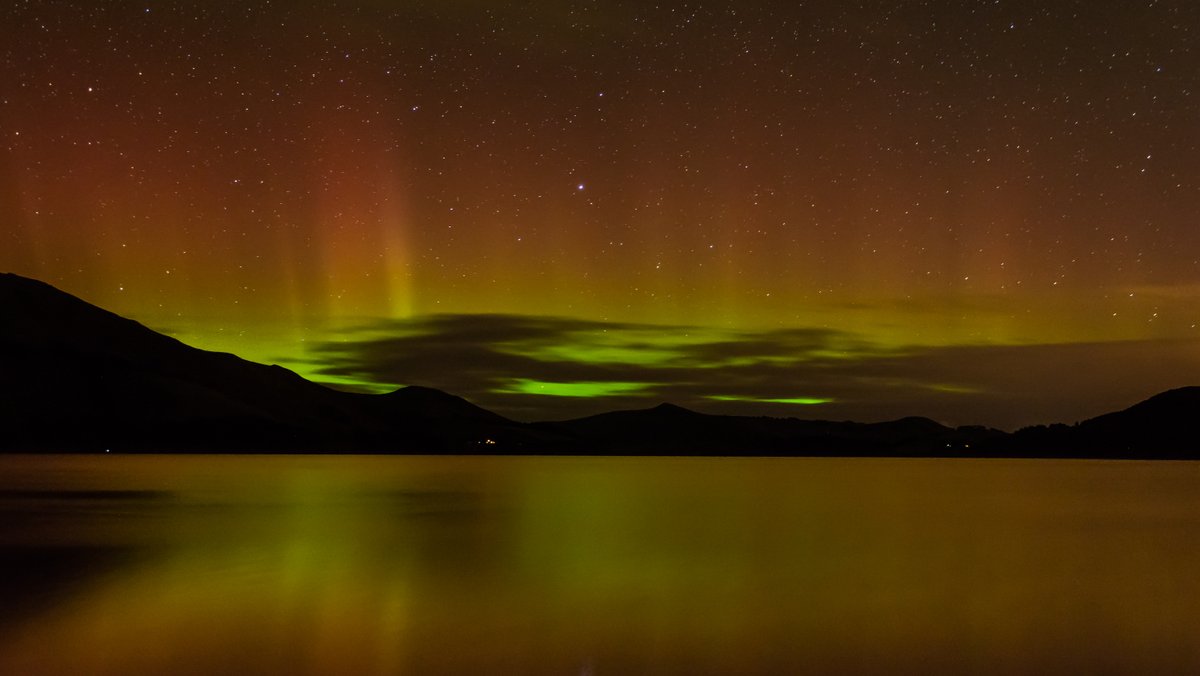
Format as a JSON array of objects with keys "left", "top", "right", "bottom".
[
  {"left": 650, "top": 402, "right": 696, "bottom": 415},
  {"left": 1140, "top": 386, "right": 1200, "bottom": 406},
  {"left": 384, "top": 384, "right": 452, "bottom": 399},
  {"left": 378, "top": 385, "right": 513, "bottom": 425}
]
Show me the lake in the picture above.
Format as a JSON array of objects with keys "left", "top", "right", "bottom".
[{"left": 0, "top": 455, "right": 1197, "bottom": 674}]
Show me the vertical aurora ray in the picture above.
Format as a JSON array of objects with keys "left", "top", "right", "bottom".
[{"left": 0, "top": 1, "right": 1198, "bottom": 422}]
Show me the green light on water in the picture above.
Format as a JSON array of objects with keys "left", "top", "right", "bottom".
[
  {"left": 707, "top": 395, "right": 833, "bottom": 405},
  {"left": 496, "top": 378, "right": 654, "bottom": 398}
]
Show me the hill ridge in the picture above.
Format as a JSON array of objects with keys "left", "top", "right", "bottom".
[{"left": 1, "top": 272, "right": 1196, "bottom": 458}]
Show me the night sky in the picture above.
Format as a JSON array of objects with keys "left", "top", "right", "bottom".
[{"left": 4, "top": 1, "right": 1200, "bottom": 428}]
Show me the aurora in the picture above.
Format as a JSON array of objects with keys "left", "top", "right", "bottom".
[{"left": 2, "top": 1, "right": 1199, "bottom": 428}]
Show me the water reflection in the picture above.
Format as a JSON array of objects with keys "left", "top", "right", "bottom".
[{"left": 0, "top": 455, "right": 1197, "bottom": 674}]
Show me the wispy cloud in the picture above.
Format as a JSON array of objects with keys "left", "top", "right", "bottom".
[{"left": 301, "top": 314, "right": 1200, "bottom": 429}]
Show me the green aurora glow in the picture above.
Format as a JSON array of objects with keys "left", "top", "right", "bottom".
[
  {"left": 5, "top": 2, "right": 1200, "bottom": 427},
  {"left": 706, "top": 395, "right": 834, "bottom": 406},
  {"left": 495, "top": 378, "right": 655, "bottom": 398}
]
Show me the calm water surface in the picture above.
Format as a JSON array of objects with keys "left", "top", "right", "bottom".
[{"left": 0, "top": 455, "right": 1197, "bottom": 674}]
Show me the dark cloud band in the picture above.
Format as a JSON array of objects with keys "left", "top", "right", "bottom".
[{"left": 299, "top": 314, "right": 1200, "bottom": 429}]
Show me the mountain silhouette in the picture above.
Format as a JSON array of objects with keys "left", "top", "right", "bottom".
[
  {"left": 0, "top": 273, "right": 539, "bottom": 452},
  {"left": 1010, "top": 386, "right": 1200, "bottom": 459},
  {"left": 539, "top": 405, "right": 983, "bottom": 455},
  {"left": 1, "top": 272, "right": 1196, "bottom": 457}
]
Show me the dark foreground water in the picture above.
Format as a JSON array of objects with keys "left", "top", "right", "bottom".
[{"left": 0, "top": 455, "right": 1197, "bottom": 675}]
